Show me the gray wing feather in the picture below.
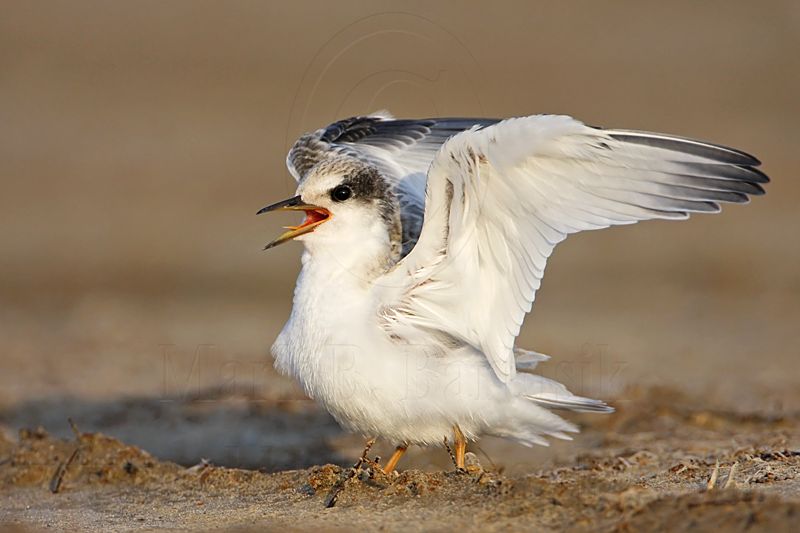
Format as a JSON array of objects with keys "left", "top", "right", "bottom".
[{"left": 287, "top": 115, "right": 500, "bottom": 181}]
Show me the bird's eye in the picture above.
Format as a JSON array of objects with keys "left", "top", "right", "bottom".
[{"left": 331, "top": 185, "right": 352, "bottom": 202}]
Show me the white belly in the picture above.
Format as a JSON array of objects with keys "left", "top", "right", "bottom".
[
  {"left": 274, "top": 314, "right": 510, "bottom": 445},
  {"left": 269, "top": 254, "right": 592, "bottom": 449}
]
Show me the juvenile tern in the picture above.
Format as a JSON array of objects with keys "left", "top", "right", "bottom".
[{"left": 259, "top": 112, "right": 767, "bottom": 471}]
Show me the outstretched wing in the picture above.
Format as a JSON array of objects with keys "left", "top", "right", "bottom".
[
  {"left": 377, "top": 115, "right": 767, "bottom": 383},
  {"left": 287, "top": 113, "right": 499, "bottom": 253}
]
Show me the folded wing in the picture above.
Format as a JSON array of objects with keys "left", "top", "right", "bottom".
[{"left": 378, "top": 115, "right": 767, "bottom": 382}]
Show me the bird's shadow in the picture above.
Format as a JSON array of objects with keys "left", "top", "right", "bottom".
[{"left": 0, "top": 386, "right": 347, "bottom": 471}]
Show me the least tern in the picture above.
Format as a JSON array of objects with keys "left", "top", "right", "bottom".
[{"left": 259, "top": 112, "right": 767, "bottom": 471}]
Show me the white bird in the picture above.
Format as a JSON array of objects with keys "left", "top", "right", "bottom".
[{"left": 258, "top": 112, "right": 767, "bottom": 472}]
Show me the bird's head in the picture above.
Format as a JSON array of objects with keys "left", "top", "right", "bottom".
[{"left": 258, "top": 156, "right": 402, "bottom": 270}]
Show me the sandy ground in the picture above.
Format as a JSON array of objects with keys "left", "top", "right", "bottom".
[
  {"left": 1, "top": 1, "right": 799, "bottom": 531},
  {"left": 1, "top": 387, "right": 799, "bottom": 532}
]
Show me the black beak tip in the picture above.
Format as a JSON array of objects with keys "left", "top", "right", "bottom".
[{"left": 257, "top": 195, "right": 303, "bottom": 216}]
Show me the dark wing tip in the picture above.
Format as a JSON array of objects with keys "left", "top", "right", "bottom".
[
  {"left": 601, "top": 128, "right": 770, "bottom": 201},
  {"left": 606, "top": 129, "right": 762, "bottom": 167},
  {"left": 744, "top": 165, "right": 770, "bottom": 184}
]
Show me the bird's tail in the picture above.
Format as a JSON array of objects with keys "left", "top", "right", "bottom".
[
  {"left": 485, "top": 349, "right": 614, "bottom": 447},
  {"left": 510, "top": 370, "right": 614, "bottom": 414},
  {"left": 490, "top": 371, "right": 613, "bottom": 447}
]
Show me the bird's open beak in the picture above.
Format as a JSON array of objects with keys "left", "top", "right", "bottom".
[{"left": 257, "top": 195, "right": 331, "bottom": 250}]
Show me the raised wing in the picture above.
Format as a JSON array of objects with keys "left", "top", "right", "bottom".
[
  {"left": 377, "top": 115, "right": 767, "bottom": 383},
  {"left": 287, "top": 113, "right": 499, "bottom": 253}
]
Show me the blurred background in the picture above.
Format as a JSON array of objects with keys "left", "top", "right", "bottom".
[{"left": 1, "top": 1, "right": 798, "bottom": 472}]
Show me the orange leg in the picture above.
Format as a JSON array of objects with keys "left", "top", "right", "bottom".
[
  {"left": 383, "top": 444, "right": 408, "bottom": 473},
  {"left": 453, "top": 425, "right": 467, "bottom": 470}
]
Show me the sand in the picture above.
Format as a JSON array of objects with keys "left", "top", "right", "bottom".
[{"left": 2, "top": 387, "right": 799, "bottom": 532}]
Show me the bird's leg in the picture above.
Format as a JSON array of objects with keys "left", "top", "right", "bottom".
[
  {"left": 453, "top": 425, "right": 467, "bottom": 471},
  {"left": 382, "top": 444, "right": 408, "bottom": 474}
]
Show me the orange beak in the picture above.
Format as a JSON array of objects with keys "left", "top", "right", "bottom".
[{"left": 257, "top": 195, "right": 331, "bottom": 250}]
